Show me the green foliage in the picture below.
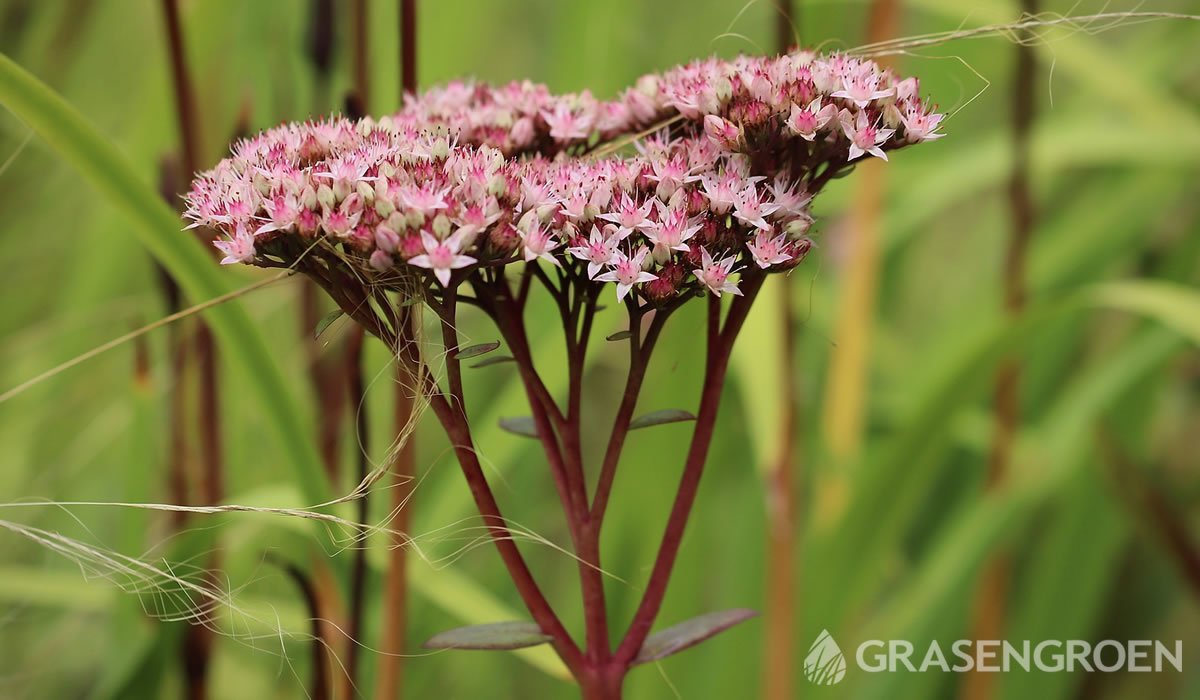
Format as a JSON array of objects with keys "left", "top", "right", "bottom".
[{"left": 0, "top": 1, "right": 1196, "bottom": 699}]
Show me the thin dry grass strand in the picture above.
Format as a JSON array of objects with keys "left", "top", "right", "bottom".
[
  {"left": 850, "top": 11, "right": 1199, "bottom": 58},
  {"left": 0, "top": 129, "right": 33, "bottom": 179},
  {"left": 0, "top": 270, "right": 297, "bottom": 405}
]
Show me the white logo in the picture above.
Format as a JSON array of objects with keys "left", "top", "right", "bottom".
[
  {"left": 804, "top": 629, "right": 847, "bottom": 685},
  {"left": 802, "top": 632, "right": 1183, "bottom": 683}
]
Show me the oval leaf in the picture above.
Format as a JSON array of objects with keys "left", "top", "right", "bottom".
[
  {"left": 629, "top": 409, "right": 696, "bottom": 430},
  {"left": 498, "top": 416, "right": 539, "bottom": 439},
  {"left": 422, "top": 621, "right": 552, "bottom": 651},
  {"left": 453, "top": 341, "right": 501, "bottom": 360},
  {"left": 313, "top": 310, "right": 344, "bottom": 340},
  {"left": 471, "top": 355, "right": 516, "bottom": 369},
  {"left": 633, "top": 609, "right": 759, "bottom": 665},
  {"left": 606, "top": 330, "right": 632, "bottom": 341}
]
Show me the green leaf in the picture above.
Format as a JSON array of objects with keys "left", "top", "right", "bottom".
[
  {"left": 313, "top": 309, "right": 344, "bottom": 340},
  {"left": 629, "top": 408, "right": 696, "bottom": 430},
  {"left": 422, "top": 621, "right": 552, "bottom": 651},
  {"left": 470, "top": 355, "right": 516, "bottom": 369},
  {"left": 1090, "top": 281, "right": 1200, "bottom": 345},
  {"left": 0, "top": 52, "right": 332, "bottom": 507},
  {"left": 606, "top": 330, "right": 632, "bottom": 341},
  {"left": 633, "top": 609, "right": 759, "bottom": 665},
  {"left": 498, "top": 416, "right": 539, "bottom": 438},
  {"left": 453, "top": 341, "right": 501, "bottom": 359}
]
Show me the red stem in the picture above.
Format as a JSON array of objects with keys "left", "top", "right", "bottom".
[
  {"left": 404, "top": 292, "right": 585, "bottom": 673},
  {"left": 614, "top": 276, "right": 764, "bottom": 665},
  {"left": 589, "top": 305, "right": 670, "bottom": 525},
  {"left": 399, "top": 0, "right": 416, "bottom": 98}
]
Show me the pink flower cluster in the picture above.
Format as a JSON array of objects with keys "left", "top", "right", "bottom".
[{"left": 185, "top": 51, "right": 943, "bottom": 303}]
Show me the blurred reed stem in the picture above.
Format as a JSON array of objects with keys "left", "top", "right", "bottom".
[
  {"left": 764, "top": 4, "right": 799, "bottom": 700},
  {"left": 377, "top": 8, "right": 420, "bottom": 698},
  {"left": 341, "top": 2, "right": 374, "bottom": 696},
  {"left": 817, "top": 0, "right": 898, "bottom": 525},
  {"left": 962, "top": 2, "right": 1037, "bottom": 698},
  {"left": 160, "top": 1, "right": 225, "bottom": 697}
]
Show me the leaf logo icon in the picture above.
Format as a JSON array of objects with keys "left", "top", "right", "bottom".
[{"left": 804, "top": 629, "right": 847, "bottom": 685}]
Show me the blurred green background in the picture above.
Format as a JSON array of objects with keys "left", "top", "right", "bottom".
[{"left": 0, "top": 1, "right": 1197, "bottom": 698}]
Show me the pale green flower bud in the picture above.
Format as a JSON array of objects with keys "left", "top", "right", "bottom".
[
  {"left": 317, "top": 184, "right": 336, "bottom": 210},
  {"left": 432, "top": 214, "right": 451, "bottom": 238}
]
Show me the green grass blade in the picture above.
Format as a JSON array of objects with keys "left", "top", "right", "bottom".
[{"left": 0, "top": 51, "right": 331, "bottom": 506}]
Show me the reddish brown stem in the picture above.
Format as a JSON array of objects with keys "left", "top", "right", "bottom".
[
  {"left": 1098, "top": 428, "right": 1200, "bottom": 597},
  {"left": 161, "top": 4, "right": 224, "bottom": 698},
  {"left": 161, "top": 0, "right": 200, "bottom": 178},
  {"left": 377, "top": 7, "right": 419, "bottom": 697},
  {"left": 399, "top": 292, "right": 584, "bottom": 674},
  {"left": 343, "top": 326, "right": 370, "bottom": 692},
  {"left": 963, "top": 3, "right": 1037, "bottom": 699},
  {"left": 274, "top": 558, "right": 333, "bottom": 700},
  {"left": 351, "top": 0, "right": 370, "bottom": 110},
  {"left": 423, "top": 383, "right": 585, "bottom": 672},
  {"left": 589, "top": 305, "right": 670, "bottom": 526},
  {"left": 614, "top": 276, "right": 764, "bottom": 665},
  {"left": 485, "top": 290, "right": 579, "bottom": 520},
  {"left": 399, "top": 0, "right": 416, "bottom": 98},
  {"left": 377, "top": 307, "right": 419, "bottom": 700}
]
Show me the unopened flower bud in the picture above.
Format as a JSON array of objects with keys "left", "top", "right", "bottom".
[
  {"left": 368, "top": 249, "right": 393, "bottom": 271},
  {"left": 430, "top": 137, "right": 451, "bottom": 159},
  {"left": 714, "top": 76, "right": 733, "bottom": 103},
  {"left": 784, "top": 216, "right": 813, "bottom": 238},
  {"left": 300, "top": 186, "right": 319, "bottom": 210},
  {"left": 375, "top": 226, "right": 400, "bottom": 253},
  {"left": 399, "top": 233, "right": 424, "bottom": 258},
  {"left": 357, "top": 180, "right": 375, "bottom": 204},
  {"left": 317, "top": 184, "right": 336, "bottom": 210},
  {"left": 517, "top": 210, "right": 539, "bottom": 234},
  {"left": 487, "top": 174, "right": 508, "bottom": 198},
  {"left": 297, "top": 208, "right": 319, "bottom": 237},
  {"left": 432, "top": 214, "right": 451, "bottom": 238},
  {"left": 488, "top": 223, "right": 521, "bottom": 254}
]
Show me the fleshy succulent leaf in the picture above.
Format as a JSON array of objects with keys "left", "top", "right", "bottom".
[
  {"left": 633, "top": 609, "right": 759, "bottom": 665},
  {"left": 629, "top": 409, "right": 696, "bottom": 430},
  {"left": 422, "top": 621, "right": 553, "bottom": 651},
  {"left": 498, "top": 416, "right": 539, "bottom": 439},
  {"left": 453, "top": 341, "right": 501, "bottom": 359}
]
